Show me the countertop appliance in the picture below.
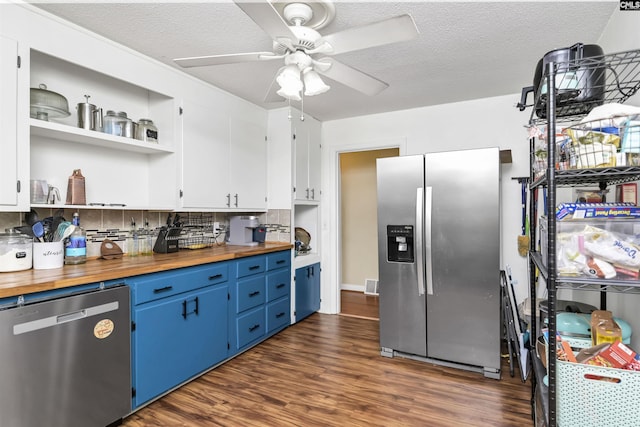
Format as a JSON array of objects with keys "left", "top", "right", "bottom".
[
  {"left": 228, "top": 215, "right": 262, "bottom": 246},
  {"left": 0, "top": 284, "right": 131, "bottom": 427},
  {"left": 376, "top": 148, "right": 501, "bottom": 378}
]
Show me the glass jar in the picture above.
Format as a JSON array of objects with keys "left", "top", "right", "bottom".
[
  {"left": 102, "top": 110, "right": 122, "bottom": 136},
  {"left": 0, "top": 230, "right": 33, "bottom": 272},
  {"left": 136, "top": 118, "right": 158, "bottom": 143}
]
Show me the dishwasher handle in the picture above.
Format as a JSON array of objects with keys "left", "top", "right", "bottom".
[{"left": 57, "top": 309, "right": 87, "bottom": 324}]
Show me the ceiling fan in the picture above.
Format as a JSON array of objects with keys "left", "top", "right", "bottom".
[{"left": 174, "top": 0, "right": 419, "bottom": 102}]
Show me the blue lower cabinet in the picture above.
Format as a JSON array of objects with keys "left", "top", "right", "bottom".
[
  {"left": 236, "top": 306, "right": 266, "bottom": 349},
  {"left": 229, "top": 251, "right": 292, "bottom": 356},
  {"left": 266, "top": 269, "right": 290, "bottom": 302},
  {"left": 130, "top": 265, "right": 229, "bottom": 408},
  {"left": 132, "top": 285, "right": 227, "bottom": 407},
  {"left": 267, "top": 297, "right": 290, "bottom": 332},
  {"left": 295, "top": 263, "right": 320, "bottom": 322},
  {"left": 130, "top": 251, "right": 291, "bottom": 408}
]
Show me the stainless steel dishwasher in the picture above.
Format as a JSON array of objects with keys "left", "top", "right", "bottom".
[{"left": 0, "top": 284, "right": 131, "bottom": 427}]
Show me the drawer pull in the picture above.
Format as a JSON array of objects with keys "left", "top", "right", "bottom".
[
  {"left": 153, "top": 286, "right": 173, "bottom": 294},
  {"left": 275, "top": 312, "right": 285, "bottom": 318},
  {"left": 209, "top": 274, "right": 223, "bottom": 280},
  {"left": 249, "top": 291, "right": 261, "bottom": 297},
  {"left": 182, "top": 296, "right": 199, "bottom": 319},
  {"left": 249, "top": 324, "right": 260, "bottom": 332},
  {"left": 249, "top": 265, "right": 261, "bottom": 271},
  {"left": 276, "top": 259, "right": 286, "bottom": 264},
  {"left": 276, "top": 283, "right": 285, "bottom": 289}
]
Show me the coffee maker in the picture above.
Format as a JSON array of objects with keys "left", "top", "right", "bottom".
[{"left": 228, "top": 216, "right": 265, "bottom": 246}]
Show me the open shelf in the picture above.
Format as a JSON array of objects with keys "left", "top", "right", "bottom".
[
  {"left": 30, "top": 203, "right": 175, "bottom": 212},
  {"left": 30, "top": 119, "right": 174, "bottom": 155}
]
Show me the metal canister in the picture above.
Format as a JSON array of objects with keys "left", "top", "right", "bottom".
[
  {"left": 77, "top": 95, "right": 103, "bottom": 130},
  {"left": 136, "top": 118, "right": 158, "bottom": 143},
  {"left": 117, "top": 111, "right": 133, "bottom": 138}
]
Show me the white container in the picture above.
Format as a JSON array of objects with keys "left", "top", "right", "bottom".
[
  {"left": 0, "top": 232, "right": 33, "bottom": 272},
  {"left": 33, "top": 241, "right": 64, "bottom": 270}
]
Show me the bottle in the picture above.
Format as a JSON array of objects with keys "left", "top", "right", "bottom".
[
  {"left": 64, "top": 212, "right": 86, "bottom": 264},
  {"left": 128, "top": 217, "right": 138, "bottom": 256},
  {"left": 140, "top": 219, "right": 153, "bottom": 256}
]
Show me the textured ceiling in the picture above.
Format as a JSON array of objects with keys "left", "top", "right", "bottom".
[{"left": 30, "top": 1, "right": 618, "bottom": 121}]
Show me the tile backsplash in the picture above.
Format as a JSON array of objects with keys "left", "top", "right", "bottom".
[{"left": 0, "top": 208, "right": 291, "bottom": 257}]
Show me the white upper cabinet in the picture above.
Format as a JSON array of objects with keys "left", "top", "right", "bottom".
[
  {"left": 1, "top": 4, "right": 274, "bottom": 213},
  {"left": 294, "top": 114, "right": 321, "bottom": 202},
  {"left": 180, "top": 99, "right": 230, "bottom": 210},
  {"left": 0, "top": 35, "right": 22, "bottom": 210},
  {"left": 266, "top": 108, "right": 322, "bottom": 206},
  {"left": 180, "top": 103, "right": 267, "bottom": 211},
  {"left": 229, "top": 117, "right": 267, "bottom": 210}
]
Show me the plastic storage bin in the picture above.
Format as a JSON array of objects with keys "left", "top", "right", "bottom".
[
  {"left": 557, "top": 360, "right": 640, "bottom": 427},
  {"left": 540, "top": 216, "right": 640, "bottom": 280}
]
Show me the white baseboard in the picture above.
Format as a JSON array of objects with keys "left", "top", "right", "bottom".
[{"left": 340, "top": 283, "right": 364, "bottom": 292}]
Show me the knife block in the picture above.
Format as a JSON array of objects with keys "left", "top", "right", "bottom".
[{"left": 153, "top": 227, "right": 181, "bottom": 253}]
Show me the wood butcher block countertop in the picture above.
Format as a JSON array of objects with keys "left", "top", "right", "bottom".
[{"left": 0, "top": 242, "right": 292, "bottom": 299}]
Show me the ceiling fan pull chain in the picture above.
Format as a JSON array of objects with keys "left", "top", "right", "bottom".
[{"left": 300, "top": 91, "right": 305, "bottom": 122}]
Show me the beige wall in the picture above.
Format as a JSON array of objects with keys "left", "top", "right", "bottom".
[{"left": 339, "top": 148, "right": 398, "bottom": 289}]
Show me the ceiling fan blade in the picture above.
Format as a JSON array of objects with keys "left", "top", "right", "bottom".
[
  {"left": 174, "top": 52, "right": 278, "bottom": 68},
  {"left": 321, "top": 14, "right": 419, "bottom": 56},
  {"left": 234, "top": 0, "right": 298, "bottom": 43},
  {"left": 317, "top": 58, "right": 389, "bottom": 96}
]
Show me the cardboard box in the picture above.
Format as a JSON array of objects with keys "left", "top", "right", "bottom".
[
  {"left": 556, "top": 202, "right": 640, "bottom": 221},
  {"left": 598, "top": 341, "right": 637, "bottom": 369},
  {"left": 617, "top": 183, "right": 638, "bottom": 204},
  {"left": 591, "top": 310, "right": 622, "bottom": 346}
]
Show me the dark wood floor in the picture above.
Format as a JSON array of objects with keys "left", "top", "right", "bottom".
[
  {"left": 340, "top": 289, "right": 379, "bottom": 320},
  {"left": 123, "top": 313, "right": 531, "bottom": 426}
]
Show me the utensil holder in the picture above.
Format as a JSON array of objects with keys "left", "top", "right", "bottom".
[{"left": 33, "top": 241, "right": 64, "bottom": 269}]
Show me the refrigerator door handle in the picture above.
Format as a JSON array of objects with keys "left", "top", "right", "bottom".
[
  {"left": 424, "top": 186, "right": 434, "bottom": 295},
  {"left": 416, "top": 187, "right": 425, "bottom": 296}
]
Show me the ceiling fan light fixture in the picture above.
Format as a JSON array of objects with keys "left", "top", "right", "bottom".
[
  {"left": 303, "top": 68, "right": 330, "bottom": 96},
  {"left": 276, "top": 64, "right": 303, "bottom": 101}
]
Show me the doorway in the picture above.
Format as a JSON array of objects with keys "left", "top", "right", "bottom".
[{"left": 338, "top": 148, "right": 399, "bottom": 319}]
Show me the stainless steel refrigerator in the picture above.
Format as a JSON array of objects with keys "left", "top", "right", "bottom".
[{"left": 376, "top": 147, "right": 501, "bottom": 378}]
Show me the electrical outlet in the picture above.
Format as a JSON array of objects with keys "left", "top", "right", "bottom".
[{"left": 213, "top": 222, "right": 220, "bottom": 232}]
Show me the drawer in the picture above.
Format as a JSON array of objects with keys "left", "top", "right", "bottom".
[
  {"left": 235, "top": 275, "right": 266, "bottom": 313},
  {"left": 236, "top": 307, "right": 265, "bottom": 349},
  {"left": 128, "top": 263, "right": 229, "bottom": 305},
  {"left": 266, "top": 250, "right": 291, "bottom": 271},
  {"left": 236, "top": 256, "right": 266, "bottom": 278},
  {"left": 266, "top": 297, "right": 290, "bottom": 333},
  {"left": 266, "top": 270, "right": 290, "bottom": 302}
]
